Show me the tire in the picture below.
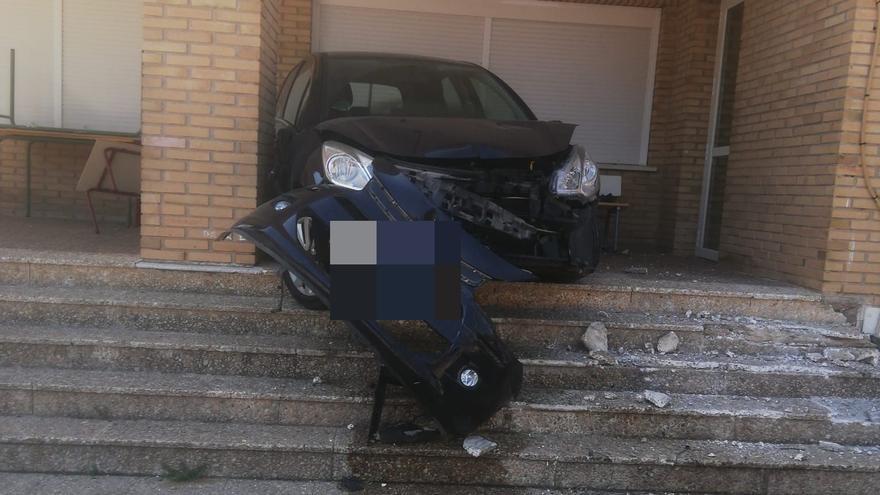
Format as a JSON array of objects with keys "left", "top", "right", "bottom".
[{"left": 282, "top": 270, "right": 327, "bottom": 310}]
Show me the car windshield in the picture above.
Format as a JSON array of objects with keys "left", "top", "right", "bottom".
[{"left": 320, "top": 56, "right": 533, "bottom": 122}]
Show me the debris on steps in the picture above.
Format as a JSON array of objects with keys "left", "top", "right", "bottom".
[
  {"left": 463, "top": 435, "right": 498, "bottom": 457},
  {"left": 643, "top": 390, "right": 671, "bottom": 408},
  {"left": 656, "top": 331, "right": 680, "bottom": 354},
  {"left": 581, "top": 322, "right": 608, "bottom": 352}
]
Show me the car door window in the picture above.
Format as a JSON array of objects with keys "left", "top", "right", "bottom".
[
  {"left": 283, "top": 61, "right": 313, "bottom": 126},
  {"left": 441, "top": 77, "right": 464, "bottom": 116}
]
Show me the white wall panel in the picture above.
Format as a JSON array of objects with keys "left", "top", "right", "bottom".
[
  {"left": 0, "top": 0, "right": 59, "bottom": 127},
  {"left": 317, "top": 4, "right": 485, "bottom": 65},
  {"left": 62, "top": 0, "right": 141, "bottom": 133},
  {"left": 489, "top": 18, "right": 653, "bottom": 165}
]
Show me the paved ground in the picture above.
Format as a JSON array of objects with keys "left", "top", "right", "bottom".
[
  {"left": 0, "top": 214, "right": 817, "bottom": 298},
  {"left": 586, "top": 252, "right": 817, "bottom": 297},
  {"left": 0, "top": 216, "right": 139, "bottom": 265}
]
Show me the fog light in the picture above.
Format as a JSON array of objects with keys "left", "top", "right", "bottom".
[
  {"left": 459, "top": 368, "right": 479, "bottom": 388},
  {"left": 274, "top": 201, "right": 291, "bottom": 211},
  {"left": 296, "top": 216, "right": 314, "bottom": 254}
]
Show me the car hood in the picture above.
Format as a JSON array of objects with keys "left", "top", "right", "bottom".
[{"left": 315, "top": 117, "right": 576, "bottom": 160}]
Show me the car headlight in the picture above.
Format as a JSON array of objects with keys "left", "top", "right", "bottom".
[
  {"left": 322, "top": 141, "right": 374, "bottom": 190},
  {"left": 550, "top": 145, "right": 600, "bottom": 201}
]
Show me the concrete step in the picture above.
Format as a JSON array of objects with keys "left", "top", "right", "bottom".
[
  {"left": 0, "top": 284, "right": 868, "bottom": 359},
  {"left": 0, "top": 257, "right": 844, "bottom": 323},
  {"left": 0, "top": 473, "right": 644, "bottom": 495},
  {"left": 2, "top": 367, "right": 878, "bottom": 446},
  {"left": 0, "top": 474, "right": 346, "bottom": 495},
  {"left": 479, "top": 279, "right": 846, "bottom": 323},
  {"left": 0, "top": 257, "right": 280, "bottom": 297},
  {"left": 1, "top": 415, "right": 877, "bottom": 494},
  {"left": 1, "top": 325, "right": 878, "bottom": 398}
]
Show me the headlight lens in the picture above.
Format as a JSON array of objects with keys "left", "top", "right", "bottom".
[
  {"left": 550, "top": 145, "right": 599, "bottom": 201},
  {"left": 322, "top": 141, "right": 374, "bottom": 190}
]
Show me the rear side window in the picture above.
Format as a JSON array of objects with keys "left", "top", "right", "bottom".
[{"left": 283, "top": 61, "right": 313, "bottom": 126}]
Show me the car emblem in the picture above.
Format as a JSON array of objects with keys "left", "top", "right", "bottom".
[{"left": 459, "top": 368, "right": 479, "bottom": 388}]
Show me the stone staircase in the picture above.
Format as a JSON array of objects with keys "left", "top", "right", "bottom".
[{"left": 0, "top": 257, "right": 879, "bottom": 494}]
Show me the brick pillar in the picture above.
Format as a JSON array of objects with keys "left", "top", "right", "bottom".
[
  {"left": 653, "top": 0, "right": 719, "bottom": 256},
  {"left": 141, "top": 0, "right": 279, "bottom": 265},
  {"left": 277, "top": 0, "right": 312, "bottom": 88}
]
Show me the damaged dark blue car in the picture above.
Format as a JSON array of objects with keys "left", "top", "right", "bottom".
[{"left": 224, "top": 52, "right": 601, "bottom": 437}]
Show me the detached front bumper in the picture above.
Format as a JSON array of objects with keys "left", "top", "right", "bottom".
[{"left": 225, "top": 162, "right": 532, "bottom": 435}]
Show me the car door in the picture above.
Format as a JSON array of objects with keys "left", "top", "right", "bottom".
[{"left": 272, "top": 57, "right": 315, "bottom": 193}]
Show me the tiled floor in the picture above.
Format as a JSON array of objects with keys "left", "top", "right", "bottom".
[{"left": 0, "top": 215, "right": 139, "bottom": 265}]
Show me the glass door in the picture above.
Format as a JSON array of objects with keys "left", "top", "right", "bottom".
[{"left": 696, "top": 0, "right": 744, "bottom": 260}]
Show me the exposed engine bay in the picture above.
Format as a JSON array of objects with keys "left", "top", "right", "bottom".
[{"left": 395, "top": 155, "right": 600, "bottom": 280}]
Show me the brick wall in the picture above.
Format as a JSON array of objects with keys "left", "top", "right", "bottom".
[
  {"left": 259, "top": 0, "right": 281, "bottom": 205},
  {"left": 0, "top": 140, "right": 132, "bottom": 224},
  {"left": 140, "top": 0, "right": 280, "bottom": 264},
  {"left": 825, "top": 0, "right": 880, "bottom": 303},
  {"left": 720, "top": 0, "right": 856, "bottom": 291},
  {"left": 652, "top": 0, "right": 719, "bottom": 255},
  {"left": 277, "top": 0, "right": 312, "bottom": 88}
]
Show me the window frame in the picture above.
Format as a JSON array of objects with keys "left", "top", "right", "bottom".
[{"left": 280, "top": 57, "right": 315, "bottom": 129}]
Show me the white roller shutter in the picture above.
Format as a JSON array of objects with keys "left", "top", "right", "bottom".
[
  {"left": 0, "top": 0, "right": 59, "bottom": 127},
  {"left": 317, "top": 4, "right": 485, "bottom": 65},
  {"left": 489, "top": 19, "right": 653, "bottom": 165},
  {"left": 62, "top": 0, "right": 142, "bottom": 133},
  {"left": 0, "top": 0, "right": 141, "bottom": 133},
  {"left": 315, "top": 0, "right": 659, "bottom": 166}
]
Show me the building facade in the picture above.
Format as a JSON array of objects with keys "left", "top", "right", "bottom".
[{"left": 2, "top": 0, "right": 880, "bottom": 306}]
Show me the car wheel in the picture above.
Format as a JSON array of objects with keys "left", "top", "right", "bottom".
[{"left": 282, "top": 270, "right": 327, "bottom": 310}]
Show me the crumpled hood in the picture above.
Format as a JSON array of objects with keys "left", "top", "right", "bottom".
[{"left": 315, "top": 116, "right": 575, "bottom": 160}]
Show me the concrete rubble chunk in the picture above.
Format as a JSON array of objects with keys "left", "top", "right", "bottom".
[
  {"left": 581, "top": 322, "right": 608, "bottom": 353},
  {"left": 463, "top": 435, "right": 497, "bottom": 457},
  {"left": 818, "top": 441, "right": 845, "bottom": 452},
  {"left": 805, "top": 353, "right": 824, "bottom": 363},
  {"left": 656, "top": 332, "right": 680, "bottom": 354},
  {"left": 823, "top": 348, "right": 856, "bottom": 362},
  {"left": 854, "top": 349, "right": 879, "bottom": 366},
  {"left": 643, "top": 390, "right": 671, "bottom": 408},
  {"left": 589, "top": 350, "right": 618, "bottom": 365}
]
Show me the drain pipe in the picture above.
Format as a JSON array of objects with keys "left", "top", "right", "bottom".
[{"left": 860, "top": 1, "right": 880, "bottom": 210}]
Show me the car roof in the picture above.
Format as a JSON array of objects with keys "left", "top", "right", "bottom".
[{"left": 314, "top": 51, "right": 481, "bottom": 68}]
